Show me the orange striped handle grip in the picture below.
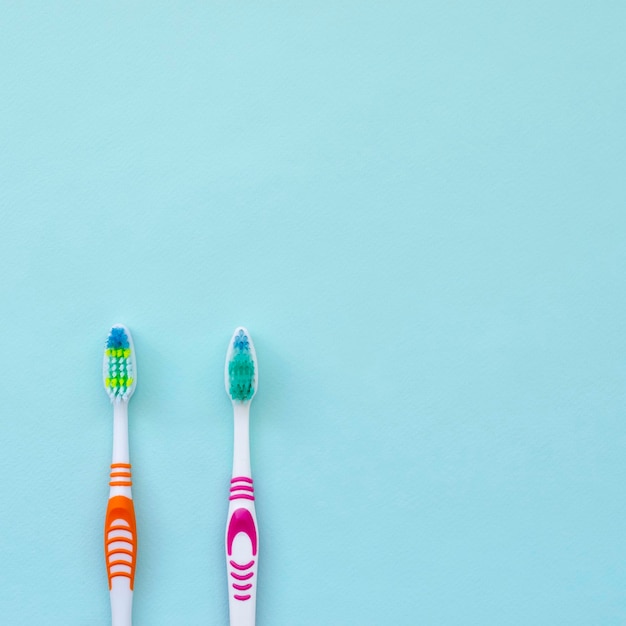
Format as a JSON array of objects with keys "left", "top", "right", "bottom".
[
  {"left": 104, "top": 492, "right": 137, "bottom": 590},
  {"left": 109, "top": 462, "right": 133, "bottom": 487}
]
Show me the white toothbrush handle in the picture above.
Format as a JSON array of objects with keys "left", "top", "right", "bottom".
[
  {"left": 227, "top": 403, "right": 258, "bottom": 626},
  {"left": 226, "top": 478, "right": 258, "bottom": 626},
  {"left": 105, "top": 402, "right": 136, "bottom": 626}
]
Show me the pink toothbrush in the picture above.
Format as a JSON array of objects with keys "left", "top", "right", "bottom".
[{"left": 224, "top": 327, "right": 259, "bottom": 626}]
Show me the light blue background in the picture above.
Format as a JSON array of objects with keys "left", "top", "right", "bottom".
[{"left": 1, "top": 2, "right": 625, "bottom": 624}]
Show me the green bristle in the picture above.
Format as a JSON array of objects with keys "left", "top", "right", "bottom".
[
  {"left": 104, "top": 326, "right": 135, "bottom": 401},
  {"left": 229, "top": 351, "right": 255, "bottom": 401}
]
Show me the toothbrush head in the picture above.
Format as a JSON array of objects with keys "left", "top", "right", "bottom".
[
  {"left": 225, "top": 327, "right": 258, "bottom": 403},
  {"left": 103, "top": 324, "right": 137, "bottom": 403}
]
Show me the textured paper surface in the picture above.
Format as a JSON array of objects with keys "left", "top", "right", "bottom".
[{"left": 1, "top": 3, "right": 625, "bottom": 624}]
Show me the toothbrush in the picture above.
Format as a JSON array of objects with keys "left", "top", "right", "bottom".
[
  {"left": 224, "top": 327, "right": 259, "bottom": 626},
  {"left": 103, "top": 325, "right": 138, "bottom": 626}
]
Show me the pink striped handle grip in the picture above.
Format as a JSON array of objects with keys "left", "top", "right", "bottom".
[{"left": 226, "top": 476, "right": 258, "bottom": 624}]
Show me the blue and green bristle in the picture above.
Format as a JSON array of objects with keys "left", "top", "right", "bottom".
[
  {"left": 228, "top": 329, "right": 256, "bottom": 402},
  {"left": 104, "top": 326, "right": 135, "bottom": 401}
]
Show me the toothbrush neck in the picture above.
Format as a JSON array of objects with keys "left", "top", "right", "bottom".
[
  {"left": 232, "top": 402, "right": 251, "bottom": 477},
  {"left": 112, "top": 401, "right": 130, "bottom": 465}
]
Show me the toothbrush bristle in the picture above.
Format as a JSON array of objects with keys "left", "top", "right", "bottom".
[
  {"left": 103, "top": 325, "right": 136, "bottom": 402},
  {"left": 227, "top": 328, "right": 256, "bottom": 402}
]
